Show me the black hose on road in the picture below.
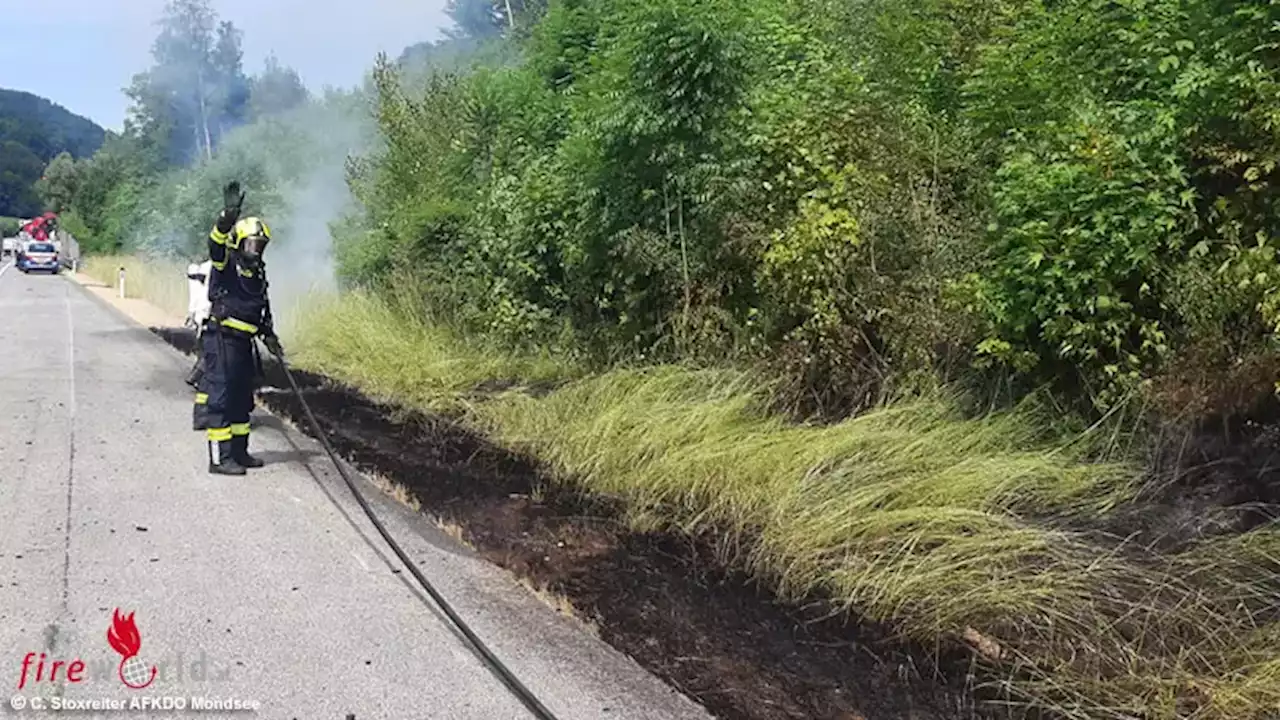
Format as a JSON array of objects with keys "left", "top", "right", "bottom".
[{"left": 266, "top": 345, "right": 562, "bottom": 720}]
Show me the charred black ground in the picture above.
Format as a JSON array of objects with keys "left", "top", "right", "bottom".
[
  {"left": 1085, "top": 411, "right": 1280, "bottom": 552},
  {"left": 155, "top": 326, "right": 998, "bottom": 719},
  {"left": 152, "top": 326, "right": 1280, "bottom": 720},
  {"left": 258, "top": 387, "right": 989, "bottom": 720}
]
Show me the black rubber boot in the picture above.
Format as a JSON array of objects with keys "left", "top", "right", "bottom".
[
  {"left": 208, "top": 441, "right": 246, "bottom": 476},
  {"left": 231, "top": 435, "right": 264, "bottom": 468}
]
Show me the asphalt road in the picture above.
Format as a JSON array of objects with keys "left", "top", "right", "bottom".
[{"left": 0, "top": 262, "right": 710, "bottom": 720}]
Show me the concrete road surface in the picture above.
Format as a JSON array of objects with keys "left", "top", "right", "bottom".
[{"left": 0, "top": 262, "right": 711, "bottom": 720}]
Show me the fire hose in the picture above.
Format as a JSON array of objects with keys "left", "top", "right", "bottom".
[{"left": 262, "top": 342, "right": 561, "bottom": 720}]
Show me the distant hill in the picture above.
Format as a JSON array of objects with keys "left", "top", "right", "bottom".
[{"left": 0, "top": 89, "right": 105, "bottom": 217}]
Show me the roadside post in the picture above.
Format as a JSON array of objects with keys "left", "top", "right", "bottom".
[{"left": 118, "top": 267, "right": 126, "bottom": 298}]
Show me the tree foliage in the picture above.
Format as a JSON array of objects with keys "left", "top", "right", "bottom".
[
  {"left": 444, "top": 0, "right": 547, "bottom": 38},
  {"left": 43, "top": 0, "right": 1280, "bottom": 424},
  {"left": 124, "top": 0, "right": 251, "bottom": 166},
  {"left": 43, "top": 1, "right": 334, "bottom": 257},
  {"left": 36, "top": 152, "right": 79, "bottom": 213},
  {"left": 248, "top": 55, "right": 310, "bottom": 119},
  {"left": 340, "top": 0, "right": 1280, "bottom": 420}
]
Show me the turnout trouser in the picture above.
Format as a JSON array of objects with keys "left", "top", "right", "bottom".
[
  {"left": 191, "top": 327, "right": 211, "bottom": 430},
  {"left": 193, "top": 387, "right": 212, "bottom": 431},
  {"left": 198, "top": 326, "right": 256, "bottom": 445}
]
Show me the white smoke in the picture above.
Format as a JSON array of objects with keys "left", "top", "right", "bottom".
[
  {"left": 263, "top": 94, "right": 377, "bottom": 335},
  {"left": 124, "top": 84, "right": 379, "bottom": 334}
]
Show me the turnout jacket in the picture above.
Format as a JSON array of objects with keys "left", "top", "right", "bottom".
[{"left": 208, "top": 215, "right": 274, "bottom": 337}]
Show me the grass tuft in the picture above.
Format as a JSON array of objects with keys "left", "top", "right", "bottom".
[{"left": 290, "top": 288, "right": 578, "bottom": 412}]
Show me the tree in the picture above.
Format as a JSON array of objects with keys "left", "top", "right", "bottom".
[
  {"left": 444, "top": 0, "right": 545, "bottom": 37},
  {"left": 56, "top": 131, "right": 156, "bottom": 251},
  {"left": 211, "top": 21, "right": 250, "bottom": 136},
  {"left": 445, "top": 0, "right": 505, "bottom": 38},
  {"left": 123, "top": 70, "right": 182, "bottom": 166},
  {"left": 152, "top": 0, "right": 217, "bottom": 162},
  {"left": 124, "top": 0, "right": 250, "bottom": 165},
  {"left": 247, "top": 55, "right": 310, "bottom": 119},
  {"left": 36, "top": 152, "right": 79, "bottom": 213}
]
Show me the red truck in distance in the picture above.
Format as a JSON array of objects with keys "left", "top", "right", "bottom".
[{"left": 15, "top": 213, "right": 62, "bottom": 273}]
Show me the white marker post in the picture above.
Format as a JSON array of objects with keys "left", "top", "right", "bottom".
[{"left": 118, "top": 267, "right": 126, "bottom": 298}]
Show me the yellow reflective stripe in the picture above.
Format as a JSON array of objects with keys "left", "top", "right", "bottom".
[
  {"left": 210, "top": 228, "right": 229, "bottom": 244},
  {"left": 195, "top": 393, "right": 208, "bottom": 404},
  {"left": 220, "top": 317, "right": 258, "bottom": 334},
  {"left": 207, "top": 427, "right": 232, "bottom": 441},
  {"left": 230, "top": 423, "right": 250, "bottom": 436},
  {"left": 211, "top": 259, "right": 227, "bottom": 271},
  {"left": 237, "top": 266, "right": 256, "bottom": 278}
]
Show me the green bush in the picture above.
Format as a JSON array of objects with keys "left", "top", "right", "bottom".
[
  {"left": 967, "top": 103, "right": 1193, "bottom": 407},
  {"left": 0, "top": 216, "right": 20, "bottom": 237},
  {"left": 962, "top": 0, "right": 1280, "bottom": 409},
  {"left": 341, "top": 0, "right": 992, "bottom": 413}
]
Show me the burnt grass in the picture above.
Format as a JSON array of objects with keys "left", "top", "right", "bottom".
[
  {"left": 152, "top": 327, "right": 1280, "bottom": 720},
  {"left": 1081, "top": 412, "right": 1280, "bottom": 553}
]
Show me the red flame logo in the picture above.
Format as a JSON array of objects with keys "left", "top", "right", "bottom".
[{"left": 107, "top": 609, "right": 157, "bottom": 690}]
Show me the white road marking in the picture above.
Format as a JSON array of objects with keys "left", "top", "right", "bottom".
[{"left": 0, "top": 261, "right": 12, "bottom": 280}]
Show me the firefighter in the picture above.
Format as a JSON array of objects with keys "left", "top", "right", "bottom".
[
  {"left": 188, "top": 259, "right": 214, "bottom": 431},
  {"left": 199, "top": 180, "right": 283, "bottom": 475}
]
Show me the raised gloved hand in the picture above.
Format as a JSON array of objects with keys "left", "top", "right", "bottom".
[
  {"left": 223, "top": 181, "right": 245, "bottom": 217},
  {"left": 217, "top": 181, "right": 246, "bottom": 232},
  {"left": 261, "top": 333, "right": 283, "bottom": 357}
]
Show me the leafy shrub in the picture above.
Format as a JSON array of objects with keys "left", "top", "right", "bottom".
[
  {"left": 343, "top": 0, "right": 992, "bottom": 414},
  {"left": 963, "top": 0, "right": 1280, "bottom": 411},
  {"left": 968, "top": 103, "right": 1194, "bottom": 407}
]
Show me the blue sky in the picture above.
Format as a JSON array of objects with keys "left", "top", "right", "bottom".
[{"left": 0, "top": 0, "right": 452, "bottom": 132}]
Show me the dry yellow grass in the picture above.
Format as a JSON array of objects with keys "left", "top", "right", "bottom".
[
  {"left": 289, "top": 288, "right": 1280, "bottom": 720},
  {"left": 81, "top": 254, "right": 189, "bottom": 320},
  {"left": 288, "top": 289, "right": 576, "bottom": 412}
]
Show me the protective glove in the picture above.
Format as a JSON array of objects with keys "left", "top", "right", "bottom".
[
  {"left": 217, "top": 181, "right": 246, "bottom": 232},
  {"left": 208, "top": 296, "right": 227, "bottom": 323},
  {"left": 185, "top": 357, "right": 204, "bottom": 388},
  {"left": 223, "top": 181, "right": 245, "bottom": 216},
  {"left": 261, "top": 333, "right": 283, "bottom": 357}
]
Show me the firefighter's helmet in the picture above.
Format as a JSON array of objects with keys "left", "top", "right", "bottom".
[
  {"left": 231, "top": 216, "right": 270, "bottom": 268},
  {"left": 231, "top": 216, "right": 270, "bottom": 247}
]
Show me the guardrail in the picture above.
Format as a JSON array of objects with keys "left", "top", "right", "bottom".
[{"left": 55, "top": 229, "right": 80, "bottom": 270}]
